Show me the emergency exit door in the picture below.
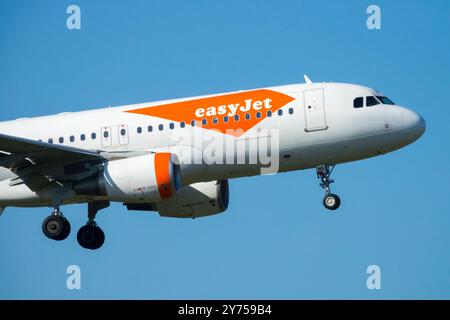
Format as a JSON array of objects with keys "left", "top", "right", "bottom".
[
  {"left": 303, "top": 89, "right": 328, "bottom": 132},
  {"left": 101, "top": 127, "right": 112, "bottom": 148},
  {"left": 118, "top": 124, "right": 129, "bottom": 145}
]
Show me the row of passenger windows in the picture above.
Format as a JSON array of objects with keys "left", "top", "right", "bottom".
[
  {"left": 43, "top": 108, "right": 295, "bottom": 144},
  {"left": 135, "top": 108, "right": 295, "bottom": 134},
  {"left": 353, "top": 96, "right": 395, "bottom": 108},
  {"left": 46, "top": 130, "right": 123, "bottom": 144},
  {"left": 46, "top": 132, "right": 98, "bottom": 144}
]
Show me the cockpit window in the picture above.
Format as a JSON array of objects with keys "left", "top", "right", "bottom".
[
  {"left": 353, "top": 97, "right": 364, "bottom": 108},
  {"left": 376, "top": 96, "right": 395, "bottom": 105},
  {"left": 366, "top": 96, "right": 380, "bottom": 107}
]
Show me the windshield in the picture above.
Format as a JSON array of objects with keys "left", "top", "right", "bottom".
[
  {"left": 366, "top": 96, "right": 380, "bottom": 107},
  {"left": 376, "top": 96, "right": 395, "bottom": 105}
]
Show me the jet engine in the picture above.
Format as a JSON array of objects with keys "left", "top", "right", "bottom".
[
  {"left": 126, "top": 180, "right": 229, "bottom": 218},
  {"left": 74, "top": 153, "right": 181, "bottom": 203}
]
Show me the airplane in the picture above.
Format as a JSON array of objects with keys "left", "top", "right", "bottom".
[{"left": 0, "top": 76, "right": 426, "bottom": 250}]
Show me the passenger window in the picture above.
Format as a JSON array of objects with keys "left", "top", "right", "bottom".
[
  {"left": 159, "top": 124, "right": 164, "bottom": 131},
  {"left": 137, "top": 127, "right": 142, "bottom": 134},
  {"left": 59, "top": 137, "right": 64, "bottom": 143},
  {"left": 289, "top": 108, "right": 294, "bottom": 115},
  {"left": 224, "top": 116, "right": 229, "bottom": 123},
  {"left": 191, "top": 120, "right": 196, "bottom": 127},
  {"left": 70, "top": 136, "right": 75, "bottom": 142},
  {"left": 234, "top": 115, "right": 240, "bottom": 122},
  {"left": 202, "top": 119, "right": 207, "bottom": 126},
  {"left": 180, "top": 122, "right": 186, "bottom": 128},
  {"left": 80, "top": 134, "right": 86, "bottom": 141},
  {"left": 278, "top": 109, "right": 283, "bottom": 116},
  {"left": 353, "top": 97, "right": 364, "bottom": 108},
  {"left": 120, "top": 129, "right": 126, "bottom": 136},
  {"left": 256, "top": 112, "right": 262, "bottom": 119},
  {"left": 245, "top": 113, "right": 251, "bottom": 120},
  {"left": 267, "top": 111, "right": 272, "bottom": 117},
  {"left": 213, "top": 118, "right": 218, "bottom": 124},
  {"left": 148, "top": 125, "right": 153, "bottom": 132},
  {"left": 169, "top": 123, "right": 175, "bottom": 129},
  {"left": 366, "top": 96, "right": 380, "bottom": 107},
  {"left": 48, "top": 138, "right": 54, "bottom": 144},
  {"left": 103, "top": 131, "right": 109, "bottom": 138},
  {"left": 91, "top": 133, "right": 96, "bottom": 140}
]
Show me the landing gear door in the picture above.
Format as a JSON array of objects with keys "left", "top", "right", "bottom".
[
  {"left": 101, "top": 127, "right": 112, "bottom": 148},
  {"left": 304, "top": 89, "right": 328, "bottom": 132}
]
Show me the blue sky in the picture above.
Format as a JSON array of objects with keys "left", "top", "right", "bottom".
[{"left": 0, "top": 0, "right": 449, "bottom": 299}]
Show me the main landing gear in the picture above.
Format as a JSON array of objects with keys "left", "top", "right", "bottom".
[
  {"left": 77, "top": 201, "right": 109, "bottom": 250},
  {"left": 42, "top": 208, "right": 71, "bottom": 241},
  {"left": 41, "top": 201, "right": 109, "bottom": 250},
  {"left": 316, "top": 164, "right": 341, "bottom": 211}
]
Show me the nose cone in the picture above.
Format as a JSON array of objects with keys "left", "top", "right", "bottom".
[{"left": 402, "top": 109, "right": 426, "bottom": 144}]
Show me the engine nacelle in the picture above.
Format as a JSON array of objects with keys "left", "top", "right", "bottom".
[
  {"left": 126, "top": 180, "right": 229, "bottom": 218},
  {"left": 74, "top": 153, "right": 181, "bottom": 203}
]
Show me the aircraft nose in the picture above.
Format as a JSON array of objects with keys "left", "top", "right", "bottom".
[{"left": 402, "top": 109, "right": 426, "bottom": 143}]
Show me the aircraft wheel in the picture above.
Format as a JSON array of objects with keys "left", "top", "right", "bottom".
[
  {"left": 323, "top": 193, "right": 341, "bottom": 210},
  {"left": 77, "top": 225, "right": 105, "bottom": 250},
  {"left": 42, "top": 215, "right": 71, "bottom": 241}
]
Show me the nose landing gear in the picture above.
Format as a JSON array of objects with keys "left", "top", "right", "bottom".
[{"left": 316, "top": 164, "right": 341, "bottom": 210}]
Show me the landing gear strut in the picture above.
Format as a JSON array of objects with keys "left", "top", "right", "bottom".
[
  {"left": 77, "top": 201, "right": 109, "bottom": 250},
  {"left": 42, "top": 208, "right": 71, "bottom": 241},
  {"left": 316, "top": 164, "right": 341, "bottom": 210}
]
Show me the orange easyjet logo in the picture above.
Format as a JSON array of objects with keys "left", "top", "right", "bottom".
[{"left": 126, "top": 89, "right": 295, "bottom": 136}]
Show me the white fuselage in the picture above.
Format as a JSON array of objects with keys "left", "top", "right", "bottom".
[{"left": 0, "top": 82, "right": 425, "bottom": 207}]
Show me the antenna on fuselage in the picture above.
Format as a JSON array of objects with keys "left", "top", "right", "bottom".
[{"left": 304, "top": 74, "right": 313, "bottom": 84}]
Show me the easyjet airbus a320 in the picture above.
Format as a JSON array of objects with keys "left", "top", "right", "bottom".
[{"left": 0, "top": 76, "right": 425, "bottom": 249}]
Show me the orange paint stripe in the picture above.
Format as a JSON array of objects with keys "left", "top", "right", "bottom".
[
  {"left": 155, "top": 153, "right": 172, "bottom": 199},
  {"left": 126, "top": 89, "right": 295, "bottom": 137}
]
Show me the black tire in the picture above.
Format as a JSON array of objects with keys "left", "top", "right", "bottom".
[
  {"left": 77, "top": 225, "right": 105, "bottom": 250},
  {"left": 42, "top": 215, "right": 69, "bottom": 240},
  {"left": 323, "top": 194, "right": 341, "bottom": 210},
  {"left": 55, "top": 218, "right": 71, "bottom": 241}
]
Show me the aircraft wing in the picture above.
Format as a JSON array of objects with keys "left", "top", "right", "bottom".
[
  {"left": 0, "top": 133, "right": 105, "bottom": 191},
  {"left": 0, "top": 133, "right": 102, "bottom": 168}
]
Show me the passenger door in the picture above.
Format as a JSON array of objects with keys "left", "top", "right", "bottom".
[{"left": 303, "top": 89, "right": 328, "bottom": 131}]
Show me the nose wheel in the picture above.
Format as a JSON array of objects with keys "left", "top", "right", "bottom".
[
  {"left": 316, "top": 164, "right": 341, "bottom": 211},
  {"left": 323, "top": 193, "right": 341, "bottom": 210}
]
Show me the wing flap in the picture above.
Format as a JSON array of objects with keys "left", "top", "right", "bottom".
[{"left": 9, "top": 172, "right": 54, "bottom": 191}]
